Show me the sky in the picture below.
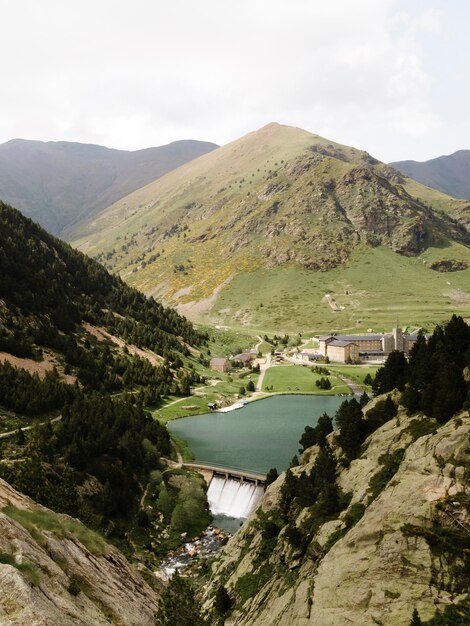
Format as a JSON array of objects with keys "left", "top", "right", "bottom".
[{"left": 0, "top": 0, "right": 469, "bottom": 162}]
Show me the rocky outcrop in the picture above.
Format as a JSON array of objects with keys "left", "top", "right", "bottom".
[
  {"left": 430, "top": 259, "right": 468, "bottom": 272},
  {"left": 203, "top": 405, "right": 469, "bottom": 625},
  {"left": 0, "top": 479, "right": 161, "bottom": 625}
]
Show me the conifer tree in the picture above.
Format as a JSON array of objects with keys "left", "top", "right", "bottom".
[
  {"left": 155, "top": 572, "right": 207, "bottom": 626},
  {"left": 410, "top": 608, "right": 422, "bottom": 626}
]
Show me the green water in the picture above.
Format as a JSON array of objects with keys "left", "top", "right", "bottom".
[{"left": 167, "top": 394, "right": 345, "bottom": 474}]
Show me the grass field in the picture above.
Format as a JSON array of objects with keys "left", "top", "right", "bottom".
[
  {"left": 262, "top": 364, "right": 350, "bottom": 395},
  {"left": 207, "top": 245, "right": 470, "bottom": 334},
  {"left": 155, "top": 370, "right": 260, "bottom": 423},
  {"left": 202, "top": 325, "right": 258, "bottom": 358},
  {"left": 257, "top": 340, "right": 274, "bottom": 354},
  {"left": 326, "top": 364, "right": 380, "bottom": 388}
]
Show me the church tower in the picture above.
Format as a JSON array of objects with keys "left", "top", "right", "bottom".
[{"left": 393, "top": 320, "right": 404, "bottom": 351}]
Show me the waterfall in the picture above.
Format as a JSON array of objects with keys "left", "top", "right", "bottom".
[{"left": 207, "top": 476, "right": 263, "bottom": 519}]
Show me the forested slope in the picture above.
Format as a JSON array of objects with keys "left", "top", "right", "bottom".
[{"left": 0, "top": 201, "right": 209, "bottom": 545}]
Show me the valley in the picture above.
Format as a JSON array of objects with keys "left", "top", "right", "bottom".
[{"left": 0, "top": 123, "right": 469, "bottom": 625}]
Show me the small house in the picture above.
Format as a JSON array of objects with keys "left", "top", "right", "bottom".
[
  {"left": 210, "top": 357, "right": 232, "bottom": 373},
  {"left": 232, "top": 353, "right": 254, "bottom": 366}
]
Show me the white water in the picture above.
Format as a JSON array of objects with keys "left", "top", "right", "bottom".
[{"left": 207, "top": 476, "right": 264, "bottom": 518}]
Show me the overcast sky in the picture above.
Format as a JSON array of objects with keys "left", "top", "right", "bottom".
[{"left": 0, "top": 0, "right": 468, "bottom": 162}]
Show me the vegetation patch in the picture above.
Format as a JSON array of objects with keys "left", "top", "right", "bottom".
[
  {"left": 430, "top": 259, "right": 468, "bottom": 272},
  {"left": 0, "top": 552, "right": 41, "bottom": 586},
  {"left": 402, "top": 493, "right": 470, "bottom": 594},
  {"left": 404, "top": 417, "right": 437, "bottom": 442},
  {"left": 368, "top": 449, "right": 405, "bottom": 503},
  {"left": 234, "top": 563, "right": 271, "bottom": 606},
  {"left": 3, "top": 505, "right": 107, "bottom": 557},
  {"left": 323, "top": 502, "right": 367, "bottom": 552}
]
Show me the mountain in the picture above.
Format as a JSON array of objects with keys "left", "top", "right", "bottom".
[
  {"left": 0, "top": 200, "right": 206, "bottom": 359},
  {"left": 0, "top": 137, "right": 218, "bottom": 236},
  {"left": 70, "top": 123, "right": 470, "bottom": 332},
  {"left": 392, "top": 150, "right": 470, "bottom": 200}
]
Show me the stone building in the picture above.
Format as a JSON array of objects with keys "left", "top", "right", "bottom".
[
  {"left": 325, "top": 340, "right": 359, "bottom": 363},
  {"left": 210, "top": 357, "right": 232, "bottom": 373},
  {"left": 319, "top": 324, "right": 419, "bottom": 363}
]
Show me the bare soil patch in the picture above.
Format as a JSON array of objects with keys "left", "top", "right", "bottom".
[
  {"left": 83, "top": 323, "right": 163, "bottom": 367},
  {"left": 0, "top": 351, "right": 76, "bottom": 384}
]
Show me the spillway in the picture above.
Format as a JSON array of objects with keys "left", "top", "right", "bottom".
[{"left": 207, "top": 476, "right": 264, "bottom": 519}]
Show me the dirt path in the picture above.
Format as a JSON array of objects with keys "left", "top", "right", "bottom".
[
  {"left": 254, "top": 335, "right": 263, "bottom": 352},
  {"left": 336, "top": 374, "right": 363, "bottom": 395},
  {"left": 256, "top": 352, "right": 272, "bottom": 391},
  {"left": 0, "top": 415, "right": 62, "bottom": 440}
]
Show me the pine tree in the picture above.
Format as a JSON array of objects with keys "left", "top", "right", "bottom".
[
  {"left": 409, "top": 608, "right": 422, "bottom": 626},
  {"left": 155, "top": 572, "right": 207, "bottom": 626},
  {"left": 265, "top": 467, "right": 279, "bottom": 488},
  {"left": 214, "top": 585, "right": 232, "bottom": 617}
]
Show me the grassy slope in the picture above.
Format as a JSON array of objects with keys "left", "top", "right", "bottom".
[
  {"left": 207, "top": 245, "right": 470, "bottom": 333},
  {"left": 70, "top": 123, "right": 470, "bottom": 334},
  {"left": 400, "top": 177, "right": 470, "bottom": 228}
]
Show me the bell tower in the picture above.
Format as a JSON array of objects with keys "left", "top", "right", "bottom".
[{"left": 393, "top": 319, "right": 404, "bottom": 351}]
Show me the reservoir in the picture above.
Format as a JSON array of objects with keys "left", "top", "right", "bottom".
[{"left": 167, "top": 394, "right": 345, "bottom": 475}]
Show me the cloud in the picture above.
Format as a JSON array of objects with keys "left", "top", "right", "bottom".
[{"left": 0, "top": 0, "right": 467, "bottom": 161}]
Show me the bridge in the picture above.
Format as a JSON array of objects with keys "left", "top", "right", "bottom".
[{"left": 183, "top": 462, "right": 266, "bottom": 486}]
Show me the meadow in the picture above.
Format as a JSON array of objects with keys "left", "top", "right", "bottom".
[{"left": 262, "top": 364, "right": 350, "bottom": 395}]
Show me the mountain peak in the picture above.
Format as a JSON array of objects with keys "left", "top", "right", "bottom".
[{"left": 69, "top": 124, "right": 470, "bottom": 331}]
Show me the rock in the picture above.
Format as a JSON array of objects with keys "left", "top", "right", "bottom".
[
  {"left": 203, "top": 408, "right": 469, "bottom": 625},
  {"left": 0, "top": 479, "right": 161, "bottom": 625}
]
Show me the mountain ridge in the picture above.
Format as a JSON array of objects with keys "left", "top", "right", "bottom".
[
  {"left": 0, "top": 137, "right": 218, "bottom": 235},
  {"left": 0, "top": 477, "right": 161, "bottom": 625},
  {"left": 392, "top": 149, "right": 470, "bottom": 200}
]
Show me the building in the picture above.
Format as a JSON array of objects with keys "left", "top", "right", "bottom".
[
  {"left": 319, "top": 323, "right": 419, "bottom": 363},
  {"left": 299, "top": 350, "right": 321, "bottom": 362},
  {"left": 210, "top": 357, "right": 232, "bottom": 373},
  {"left": 231, "top": 353, "right": 255, "bottom": 366},
  {"left": 325, "top": 340, "right": 359, "bottom": 363}
]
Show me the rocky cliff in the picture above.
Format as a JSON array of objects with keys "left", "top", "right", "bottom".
[
  {"left": 0, "top": 478, "right": 161, "bottom": 625},
  {"left": 203, "top": 401, "right": 469, "bottom": 625}
]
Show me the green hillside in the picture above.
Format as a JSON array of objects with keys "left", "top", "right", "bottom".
[
  {"left": 70, "top": 123, "right": 470, "bottom": 332},
  {"left": 0, "top": 201, "right": 211, "bottom": 544}
]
